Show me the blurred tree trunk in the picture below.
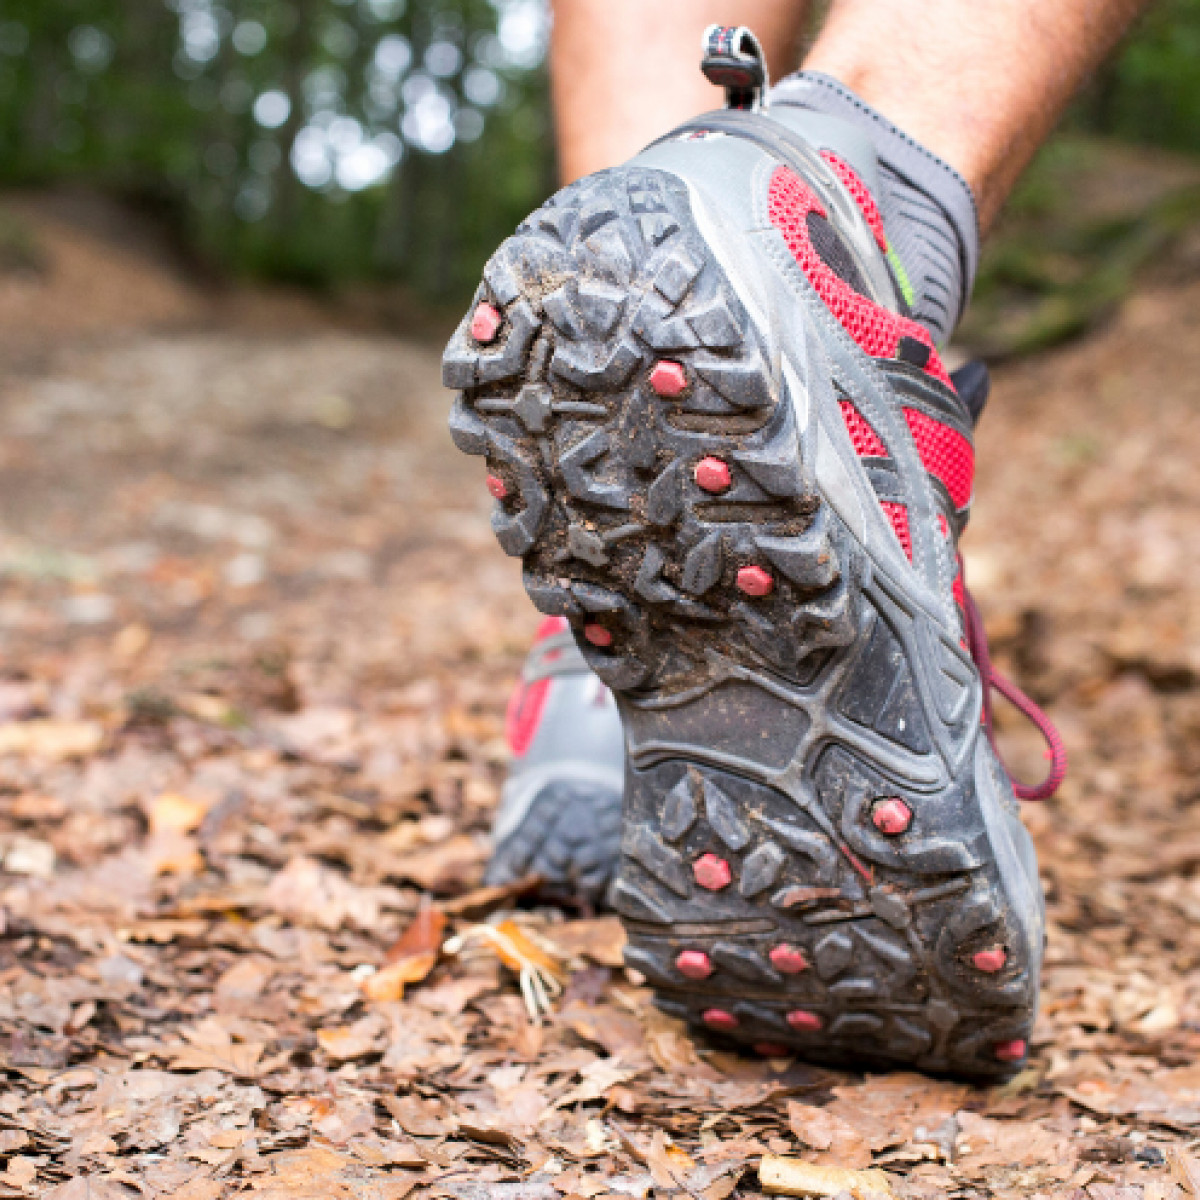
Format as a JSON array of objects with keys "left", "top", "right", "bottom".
[
  {"left": 274, "top": 0, "right": 316, "bottom": 246},
  {"left": 23, "top": 37, "right": 58, "bottom": 175}
]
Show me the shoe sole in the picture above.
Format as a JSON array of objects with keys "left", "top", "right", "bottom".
[
  {"left": 446, "top": 162, "right": 1038, "bottom": 1078},
  {"left": 485, "top": 778, "right": 622, "bottom": 907}
]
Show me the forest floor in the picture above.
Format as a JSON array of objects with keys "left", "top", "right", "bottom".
[{"left": 0, "top": 188, "right": 1199, "bottom": 1200}]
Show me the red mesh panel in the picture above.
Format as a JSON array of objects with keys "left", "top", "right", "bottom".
[
  {"left": 505, "top": 616, "right": 568, "bottom": 757},
  {"left": 535, "top": 615, "right": 569, "bottom": 642},
  {"left": 838, "top": 398, "right": 887, "bottom": 457},
  {"left": 880, "top": 501, "right": 912, "bottom": 561},
  {"left": 506, "top": 677, "right": 549, "bottom": 758},
  {"left": 767, "top": 166, "right": 952, "bottom": 388},
  {"left": 821, "top": 150, "right": 888, "bottom": 252},
  {"left": 902, "top": 407, "right": 974, "bottom": 509}
]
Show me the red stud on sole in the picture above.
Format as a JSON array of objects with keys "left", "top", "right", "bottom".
[
  {"left": 694, "top": 456, "right": 732, "bottom": 494},
  {"left": 872, "top": 797, "right": 912, "bottom": 835},
  {"left": 972, "top": 945, "right": 1008, "bottom": 973},
  {"left": 994, "top": 1038, "right": 1027, "bottom": 1062},
  {"left": 583, "top": 623, "right": 613, "bottom": 647},
  {"left": 470, "top": 302, "right": 502, "bottom": 343},
  {"left": 754, "top": 1042, "right": 792, "bottom": 1058},
  {"left": 675, "top": 950, "right": 714, "bottom": 980},
  {"left": 786, "top": 1009, "right": 823, "bottom": 1032},
  {"left": 702, "top": 1008, "right": 738, "bottom": 1031},
  {"left": 736, "top": 565, "right": 774, "bottom": 597},
  {"left": 485, "top": 474, "right": 508, "bottom": 500},
  {"left": 649, "top": 360, "right": 687, "bottom": 398},
  {"left": 693, "top": 853, "right": 732, "bottom": 891},
  {"left": 769, "top": 944, "right": 810, "bottom": 974}
]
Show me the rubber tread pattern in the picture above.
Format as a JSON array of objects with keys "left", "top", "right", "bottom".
[{"left": 484, "top": 779, "right": 621, "bottom": 906}]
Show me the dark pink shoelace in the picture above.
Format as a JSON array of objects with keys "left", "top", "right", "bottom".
[{"left": 961, "top": 579, "right": 1067, "bottom": 802}]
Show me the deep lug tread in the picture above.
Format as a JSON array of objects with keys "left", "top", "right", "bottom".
[{"left": 485, "top": 780, "right": 621, "bottom": 906}]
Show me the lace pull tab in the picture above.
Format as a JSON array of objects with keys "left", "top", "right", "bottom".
[
  {"left": 987, "top": 670, "right": 1069, "bottom": 801},
  {"left": 962, "top": 582, "right": 1068, "bottom": 802},
  {"left": 701, "top": 25, "right": 769, "bottom": 112}
]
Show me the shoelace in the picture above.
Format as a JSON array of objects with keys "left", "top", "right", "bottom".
[{"left": 961, "top": 579, "right": 1067, "bottom": 802}]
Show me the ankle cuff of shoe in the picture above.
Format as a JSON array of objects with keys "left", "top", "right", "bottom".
[{"left": 771, "top": 70, "right": 980, "bottom": 343}]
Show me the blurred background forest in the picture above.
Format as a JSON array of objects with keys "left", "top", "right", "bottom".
[
  {"left": 0, "top": 0, "right": 554, "bottom": 304},
  {"left": 2, "top": 0, "right": 1200, "bottom": 334}
]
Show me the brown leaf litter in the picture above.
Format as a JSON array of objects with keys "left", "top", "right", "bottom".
[{"left": 3, "top": 203, "right": 1200, "bottom": 1199}]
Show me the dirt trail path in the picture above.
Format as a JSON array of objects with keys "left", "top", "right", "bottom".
[{"left": 0, "top": 203, "right": 1198, "bottom": 1199}]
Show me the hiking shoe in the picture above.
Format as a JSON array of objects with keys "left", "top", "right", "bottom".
[
  {"left": 487, "top": 616, "right": 623, "bottom": 906},
  {"left": 445, "top": 36, "right": 1057, "bottom": 1076}
]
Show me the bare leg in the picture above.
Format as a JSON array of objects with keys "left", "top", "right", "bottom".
[
  {"left": 550, "top": 0, "right": 811, "bottom": 183},
  {"left": 804, "top": 0, "right": 1152, "bottom": 229}
]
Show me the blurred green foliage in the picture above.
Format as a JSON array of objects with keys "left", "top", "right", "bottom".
[
  {"left": 960, "top": 136, "right": 1200, "bottom": 357},
  {"left": 1, "top": 0, "right": 1199, "bottom": 309},
  {"left": 960, "top": 0, "right": 1200, "bottom": 359},
  {"left": 0, "top": 0, "right": 553, "bottom": 299},
  {"left": 1079, "top": 0, "right": 1200, "bottom": 156}
]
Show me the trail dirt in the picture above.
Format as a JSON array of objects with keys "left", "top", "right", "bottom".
[{"left": 0, "top": 196, "right": 1198, "bottom": 1199}]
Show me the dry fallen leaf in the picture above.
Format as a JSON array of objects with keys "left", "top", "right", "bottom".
[
  {"left": 445, "top": 919, "right": 565, "bottom": 1020},
  {"left": 952, "top": 1110, "right": 1074, "bottom": 1177},
  {"left": 42, "top": 1178, "right": 133, "bottom": 1200},
  {"left": 145, "top": 831, "right": 204, "bottom": 876},
  {"left": 149, "top": 791, "right": 209, "bottom": 835},
  {"left": 2, "top": 834, "right": 55, "bottom": 878},
  {"left": 167, "top": 1039, "right": 265, "bottom": 1077},
  {"left": 550, "top": 1058, "right": 641, "bottom": 1110},
  {"left": 177, "top": 692, "right": 237, "bottom": 725},
  {"left": 759, "top": 1154, "right": 893, "bottom": 1198},
  {"left": 822, "top": 1074, "right": 969, "bottom": 1156},
  {"left": 76, "top": 1133, "right": 119, "bottom": 1155},
  {"left": 347, "top": 1136, "right": 429, "bottom": 1169},
  {"left": 1172, "top": 1148, "right": 1200, "bottom": 1196},
  {"left": 645, "top": 1128, "right": 696, "bottom": 1191},
  {"left": 490, "top": 919, "right": 564, "bottom": 978},
  {"left": 0, "top": 1131, "right": 30, "bottom": 1155},
  {"left": 382, "top": 1095, "right": 455, "bottom": 1138},
  {"left": 248, "top": 1143, "right": 420, "bottom": 1200},
  {"left": 438, "top": 875, "right": 543, "bottom": 917},
  {"left": 264, "top": 855, "right": 381, "bottom": 930},
  {"left": 2, "top": 1157, "right": 37, "bottom": 1189},
  {"left": 388, "top": 833, "right": 486, "bottom": 893},
  {"left": 0, "top": 719, "right": 103, "bottom": 760},
  {"left": 318, "top": 1018, "right": 383, "bottom": 1061},
  {"left": 363, "top": 906, "right": 445, "bottom": 1002},
  {"left": 641, "top": 1007, "right": 700, "bottom": 1074},
  {"left": 117, "top": 918, "right": 209, "bottom": 944},
  {"left": 545, "top": 916, "right": 627, "bottom": 968},
  {"left": 787, "top": 1100, "right": 872, "bottom": 1167},
  {"left": 215, "top": 956, "right": 274, "bottom": 1009}
]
